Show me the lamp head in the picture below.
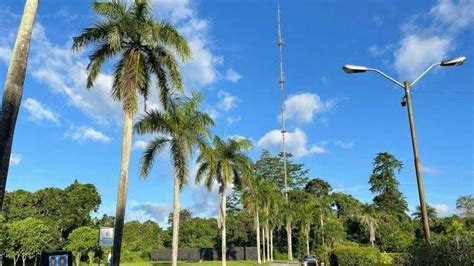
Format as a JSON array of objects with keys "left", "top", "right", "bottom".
[
  {"left": 440, "top": 56, "right": 466, "bottom": 67},
  {"left": 343, "top": 64, "right": 368, "bottom": 74}
]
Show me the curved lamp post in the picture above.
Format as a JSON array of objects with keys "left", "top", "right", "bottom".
[{"left": 342, "top": 56, "right": 467, "bottom": 242}]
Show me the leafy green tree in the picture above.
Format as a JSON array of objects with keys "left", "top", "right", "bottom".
[
  {"left": 195, "top": 136, "right": 252, "bottom": 266},
  {"left": 0, "top": 214, "right": 7, "bottom": 262},
  {"left": 167, "top": 209, "right": 193, "bottom": 226},
  {"left": 358, "top": 204, "right": 378, "bottom": 247},
  {"left": 369, "top": 153, "right": 408, "bottom": 213},
  {"left": 331, "top": 192, "right": 363, "bottom": 218},
  {"left": 317, "top": 217, "right": 345, "bottom": 248},
  {"left": 305, "top": 178, "right": 332, "bottom": 197},
  {"left": 135, "top": 93, "right": 213, "bottom": 266},
  {"left": 2, "top": 190, "right": 35, "bottom": 221},
  {"left": 72, "top": 1, "right": 190, "bottom": 263},
  {"left": 178, "top": 218, "right": 219, "bottom": 248},
  {"left": 254, "top": 150, "right": 309, "bottom": 191},
  {"left": 456, "top": 195, "right": 474, "bottom": 218},
  {"left": 0, "top": 0, "right": 39, "bottom": 209},
  {"left": 67, "top": 227, "right": 98, "bottom": 266},
  {"left": 122, "top": 220, "right": 163, "bottom": 260},
  {"left": 7, "top": 217, "right": 52, "bottom": 266},
  {"left": 376, "top": 213, "right": 414, "bottom": 252}
]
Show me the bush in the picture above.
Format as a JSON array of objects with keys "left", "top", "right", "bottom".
[
  {"left": 388, "top": 253, "right": 410, "bottom": 265},
  {"left": 331, "top": 245, "right": 389, "bottom": 265},
  {"left": 314, "top": 245, "right": 331, "bottom": 264},
  {"left": 410, "top": 233, "right": 474, "bottom": 265}
]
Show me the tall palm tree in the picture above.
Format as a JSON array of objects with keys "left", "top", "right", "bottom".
[
  {"left": 314, "top": 196, "right": 332, "bottom": 246},
  {"left": 298, "top": 196, "right": 316, "bottom": 255},
  {"left": 242, "top": 174, "right": 264, "bottom": 264},
  {"left": 195, "top": 136, "right": 252, "bottom": 266},
  {"left": 134, "top": 92, "right": 213, "bottom": 266},
  {"left": 72, "top": 1, "right": 190, "bottom": 264},
  {"left": 0, "top": 0, "right": 39, "bottom": 210},
  {"left": 281, "top": 199, "right": 296, "bottom": 261},
  {"left": 412, "top": 204, "right": 437, "bottom": 221}
]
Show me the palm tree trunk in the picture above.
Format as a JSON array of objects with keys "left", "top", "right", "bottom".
[
  {"left": 0, "top": 0, "right": 38, "bottom": 210},
  {"left": 261, "top": 225, "right": 266, "bottom": 263},
  {"left": 76, "top": 252, "right": 81, "bottom": 266},
  {"left": 270, "top": 227, "right": 274, "bottom": 261},
  {"left": 286, "top": 220, "right": 293, "bottom": 261},
  {"left": 112, "top": 112, "right": 133, "bottom": 265},
  {"left": 22, "top": 256, "right": 25, "bottom": 266},
  {"left": 256, "top": 211, "right": 261, "bottom": 264},
  {"left": 320, "top": 218, "right": 325, "bottom": 246},
  {"left": 306, "top": 224, "right": 310, "bottom": 255},
  {"left": 265, "top": 222, "right": 270, "bottom": 262},
  {"left": 171, "top": 175, "right": 181, "bottom": 266},
  {"left": 220, "top": 189, "right": 227, "bottom": 266}
]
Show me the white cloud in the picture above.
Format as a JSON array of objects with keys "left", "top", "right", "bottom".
[
  {"left": 187, "top": 185, "right": 219, "bottom": 218},
  {"left": 0, "top": 45, "right": 11, "bottom": 64},
  {"left": 132, "top": 140, "right": 149, "bottom": 150},
  {"left": 151, "top": 0, "right": 194, "bottom": 22},
  {"left": 65, "top": 126, "right": 111, "bottom": 143},
  {"left": 368, "top": 44, "right": 394, "bottom": 57},
  {"left": 334, "top": 140, "right": 354, "bottom": 149},
  {"left": 422, "top": 165, "right": 440, "bottom": 175},
  {"left": 9, "top": 153, "right": 21, "bottom": 166},
  {"left": 217, "top": 90, "right": 239, "bottom": 111},
  {"left": 257, "top": 128, "right": 327, "bottom": 158},
  {"left": 23, "top": 98, "right": 60, "bottom": 125},
  {"left": 280, "top": 93, "right": 337, "bottom": 124},
  {"left": 432, "top": 203, "right": 451, "bottom": 217},
  {"left": 391, "top": 0, "right": 474, "bottom": 80},
  {"left": 225, "top": 68, "right": 242, "bottom": 83},
  {"left": 129, "top": 203, "right": 172, "bottom": 224},
  {"left": 394, "top": 35, "right": 451, "bottom": 80}
]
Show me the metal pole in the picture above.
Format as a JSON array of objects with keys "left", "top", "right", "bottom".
[{"left": 403, "top": 81, "right": 431, "bottom": 242}]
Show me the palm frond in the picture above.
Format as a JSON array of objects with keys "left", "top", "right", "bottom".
[{"left": 140, "top": 137, "right": 169, "bottom": 178}]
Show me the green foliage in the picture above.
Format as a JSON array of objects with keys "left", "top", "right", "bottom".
[
  {"left": 67, "top": 226, "right": 98, "bottom": 265},
  {"left": 305, "top": 178, "right": 332, "bottom": 197},
  {"left": 388, "top": 253, "right": 411, "bottom": 265},
  {"left": 6, "top": 217, "right": 53, "bottom": 263},
  {"left": 122, "top": 220, "right": 163, "bottom": 260},
  {"left": 178, "top": 218, "right": 219, "bottom": 248},
  {"left": 331, "top": 245, "right": 388, "bottom": 265},
  {"left": 369, "top": 152, "right": 408, "bottom": 214},
  {"left": 253, "top": 150, "right": 310, "bottom": 191},
  {"left": 313, "top": 244, "right": 331, "bottom": 264},
  {"left": 318, "top": 218, "right": 346, "bottom": 247},
  {"left": 411, "top": 204, "right": 437, "bottom": 221},
  {"left": 226, "top": 211, "right": 255, "bottom": 247},
  {"left": 410, "top": 233, "right": 474, "bottom": 265},
  {"left": 167, "top": 209, "right": 193, "bottom": 226},
  {"left": 456, "top": 195, "right": 474, "bottom": 218},
  {"left": 376, "top": 213, "right": 414, "bottom": 252},
  {"left": 331, "top": 192, "right": 363, "bottom": 218}
]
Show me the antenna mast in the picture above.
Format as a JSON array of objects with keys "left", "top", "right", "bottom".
[{"left": 277, "top": 1, "right": 289, "bottom": 202}]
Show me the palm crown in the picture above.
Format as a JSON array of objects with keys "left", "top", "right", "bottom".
[
  {"left": 72, "top": 0, "right": 191, "bottom": 114},
  {"left": 134, "top": 92, "right": 214, "bottom": 188}
]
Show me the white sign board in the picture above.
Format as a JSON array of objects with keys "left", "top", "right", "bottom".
[{"left": 99, "top": 227, "right": 114, "bottom": 247}]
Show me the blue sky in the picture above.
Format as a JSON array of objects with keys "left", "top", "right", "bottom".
[{"left": 1, "top": 0, "right": 473, "bottom": 226}]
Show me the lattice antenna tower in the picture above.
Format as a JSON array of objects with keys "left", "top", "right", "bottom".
[{"left": 277, "top": 1, "right": 289, "bottom": 202}]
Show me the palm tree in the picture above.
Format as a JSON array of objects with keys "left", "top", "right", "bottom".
[
  {"left": 195, "top": 136, "right": 252, "bottom": 266},
  {"left": 314, "top": 196, "right": 332, "bottom": 246},
  {"left": 299, "top": 196, "right": 316, "bottom": 255},
  {"left": 72, "top": 1, "right": 190, "bottom": 264},
  {"left": 0, "top": 0, "right": 39, "bottom": 209},
  {"left": 134, "top": 92, "right": 213, "bottom": 266},
  {"left": 281, "top": 199, "right": 296, "bottom": 261},
  {"left": 359, "top": 204, "right": 378, "bottom": 247},
  {"left": 412, "top": 204, "right": 437, "bottom": 221},
  {"left": 241, "top": 175, "right": 262, "bottom": 264}
]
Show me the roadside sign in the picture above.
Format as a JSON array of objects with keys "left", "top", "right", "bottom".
[{"left": 99, "top": 227, "right": 114, "bottom": 247}]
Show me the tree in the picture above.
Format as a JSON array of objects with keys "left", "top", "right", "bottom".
[
  {"left": 305, "top": 178, "right": 332, "bottom": 197},
  {"left": 331, "top": 192, "right": 363, "bottom": 218},
  {"left": 369, "top": 153, "right": 407, "bottom": 213},
  {"left": 412, "top": 204, "right": 437, "bottom": 221},
  {"left": 67, "top": 227, "right": 98, "bottom": 266},
  {"left": 0, "top": 214, "right": 7, "bottom": 264},
  {"left": 358, "top": 204, "right": 378, "bottom": 247},
  {"left": 195, "top": 136, "right": 252, "bottom": 266},
  {"left": 72, "top": 1, "right": 190, "bottom": 264},
  {"left": 456, "top": 195, "right": 473, "bottom": 218},
  {"left": 135, "top": 93, "right": 213, "bottom": 266},
  {"left": 7, "top": 217, "right": 52, "bottom": 266},
  {"left": 0, "top": 0, "right": 39, "bottom": 209},
  {"left": 241, "top": 174, "right": 264, "bottom": 264},
  {"left": 167, "top": 209, "right": 193, "bottom": 226},
  {"left": 122, "top": 221, "right": 163, "bottom": 261}
]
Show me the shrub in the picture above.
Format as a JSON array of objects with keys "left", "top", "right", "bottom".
[
  {"left": 388, "top": 253, "right": 410, "bottom": 265},
  {"left": 314, "top": 245, "right": 331, "bottom": 264},
  {"left": 410, "top": 233, "right": 474, "bottom": 265},
  {"left": 331, "top": 245, "right": 388, "bottom": 265}
]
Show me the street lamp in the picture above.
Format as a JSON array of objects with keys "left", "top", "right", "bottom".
[{"left": 342, "top": 56, "right": 467, "bottom": 242}]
